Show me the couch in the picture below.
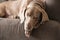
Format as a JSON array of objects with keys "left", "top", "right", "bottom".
[{"left": 0, "top": 0, "right": 60, "bottom": 40}]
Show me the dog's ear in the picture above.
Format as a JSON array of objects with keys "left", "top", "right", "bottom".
[{"left": 41, "top": 9, "right": 49, "bottom": 24}]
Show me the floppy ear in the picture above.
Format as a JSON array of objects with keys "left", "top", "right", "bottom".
[{"left": 41, "top": 9, "right": 49, "bottom": 23}]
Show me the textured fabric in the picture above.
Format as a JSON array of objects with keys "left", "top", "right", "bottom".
[
  {"left": 0, "top": 18, "right": 60, "bottom": 40},
  {"left": 0, "top": 0, "right": 60, "bottom": 40}
]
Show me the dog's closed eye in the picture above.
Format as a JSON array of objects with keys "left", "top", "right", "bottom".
[
  {"left": 27, "top": 13, "right": 32, "bottom": 16},
  {"left": 26, "top": 9, "right": 33, "bottom": 17}
]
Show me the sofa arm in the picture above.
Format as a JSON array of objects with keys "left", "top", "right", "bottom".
[{"left": 45, "top": 0, "right": 60, "bottom": 22}]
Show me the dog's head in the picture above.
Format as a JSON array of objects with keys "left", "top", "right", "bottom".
[{"left": 19, "top": 1, "right": 49, "bottom": 37}]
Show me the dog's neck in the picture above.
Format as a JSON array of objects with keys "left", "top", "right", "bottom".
[
  {"left": 32, "top": 0, "right": 44, "bottom": 9},
  {"left": 27, "top": 0, "right": 44, "bottom": 9}
]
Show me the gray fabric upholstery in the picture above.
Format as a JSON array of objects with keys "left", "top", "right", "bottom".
[{"left": 0, "top": 18, "right": 60, "bottom": 40}]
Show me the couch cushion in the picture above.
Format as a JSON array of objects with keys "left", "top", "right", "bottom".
[
  {"left": 45, "top": 0, "right": 60, "bottom": 22},
  {"left": 0, "top": 18, "right": 60, "bottom": 40}
]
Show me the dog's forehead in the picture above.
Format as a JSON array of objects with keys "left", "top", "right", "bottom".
[
  {"left": 25, "top": 7, "right": 42, "bottom": 18},
  {"left": 26, "top": 3, "right": 42, "bottom": 17},
  {"left": 25, "top": 8, "right": 33, "bottom": 16},
  {"left": 33, "top": 8, "right": 42, "bottom": 15}
]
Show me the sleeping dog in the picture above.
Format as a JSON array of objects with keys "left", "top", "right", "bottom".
[
  {"left": 0, "top": 0, "right": 49, "bottom": 37},
  {"left": 19, "top": 0, "right": 49, "bottom": 37},
  {"left": 0, "top": 1, "right": 18, "bottom": 18},
  {"left": 0, "top": 0, "right": 27, "bottom": 19}
]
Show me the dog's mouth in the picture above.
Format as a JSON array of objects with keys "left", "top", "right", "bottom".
[{"left": 25, "top": 30, "right": 31, "bottom": 38}]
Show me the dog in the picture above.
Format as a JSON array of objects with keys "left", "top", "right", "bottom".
[
  {"left": 0, "top": 0, "right": 49, "bottom": 37},
  {"left": 18, "top": 0, "right": 45, "bottom": 23},
  {"left": 0, "top": 1, "right": 18, "bottom": 18},
  {"left": 19, "top": 0, "right": 49, "bottom": 37},
  {"left": 0, "top": 0, "right": 27, "bottom": 19}
]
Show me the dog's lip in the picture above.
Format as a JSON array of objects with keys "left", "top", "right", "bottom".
[{"left": 25, "top": 31, "right": 31, "bottom": 38}]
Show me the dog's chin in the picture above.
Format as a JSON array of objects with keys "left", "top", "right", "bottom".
[
  {"left": 25, "top": 31, "right": 31, "bottom": 38},
  {"left": 25, "top": 28, "right": 33, "bottom": 38}
]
